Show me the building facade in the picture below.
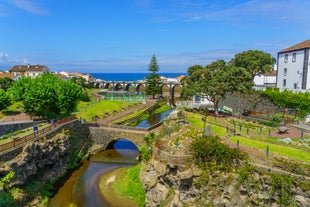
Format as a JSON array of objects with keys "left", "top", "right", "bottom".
[
  {"left": 9, "top": 64, "right": 49, "bottom": 78},
  {"left": 276, "top": 39, "right": 310, "bottom": 91}
]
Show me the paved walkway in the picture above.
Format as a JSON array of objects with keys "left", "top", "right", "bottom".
[{"left": 290, "top": 124, "right": 310, "bottom": 134}]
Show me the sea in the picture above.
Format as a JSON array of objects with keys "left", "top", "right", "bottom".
[{"left": 90, "top": 73, "right": 187, "bottom": 81}]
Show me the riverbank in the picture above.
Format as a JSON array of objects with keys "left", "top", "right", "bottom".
[{"left": 99, "top": 164, "right": 145, "bottom": 207}]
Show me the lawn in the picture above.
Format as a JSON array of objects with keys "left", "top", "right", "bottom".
[
  {"left": 185, "top": 111, "right": 310, "bottom": 163},
  {"left": 76, "top": 100, "right": 135, "bottom": 122},
  {"left": 0, "top": 102, "right": 23, "bottom": 119},
  {"left": 186, "top": 112, "right": 227, "bottom": 136},
  {"left": 230, "top": 136, "right": 310, "bottom": 162}
]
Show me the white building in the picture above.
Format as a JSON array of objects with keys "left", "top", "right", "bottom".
[
  {"left": 276, "top": 39, "right": 310, "bottom": 91},
  {"left": 9, "top": 64, "right": 49, "bottom": 78},
  {"left": 253, "top": 70, "right": 277, "bottom": 90}
]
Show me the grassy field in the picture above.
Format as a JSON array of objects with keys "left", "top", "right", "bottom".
[
  {"left": 76, "top": 100, "right": 135, "bottom": 122},
  {"left": 185, "top": 111, "right": 310, "bottom": 163},
  {"left": 230, "top": 136, "right": 310, "bottom": 162}
]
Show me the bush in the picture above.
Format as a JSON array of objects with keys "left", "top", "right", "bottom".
[
  {"left": 190, "top": 135, "right": 246, "bottom": 169},
  {"left": 139, "top": 146, "right": 151, "bottom": 161}
]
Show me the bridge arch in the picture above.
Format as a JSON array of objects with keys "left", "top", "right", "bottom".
[
  {"left": 135, "top": 83, "right": 146, "bottom": 94},
  {"left": 113, "top": 83, "right": 124, "bottom": 91},
  {"left": 105, "top": 138, "right": 139, "bottom": 151}
]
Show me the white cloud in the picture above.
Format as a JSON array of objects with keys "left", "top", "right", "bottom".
[
  {"left": 0, "top": 52, "right": 9, "bottom": 62},
  {"left": 8, "top": 0, "right": 48, "bottom": 15}
]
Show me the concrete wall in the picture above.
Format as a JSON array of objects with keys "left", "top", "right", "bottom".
[{"left": 0, "top": 120, "right": 46, "bottom": 137}]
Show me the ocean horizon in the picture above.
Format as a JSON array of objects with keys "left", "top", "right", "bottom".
[{"left": 90, "top": 73, "right": 187, "bottom": 81}]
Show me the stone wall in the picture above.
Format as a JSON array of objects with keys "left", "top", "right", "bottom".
[
  {"left": 0, "top": 120, "right": 46, "bottom": 137},
  {"left": 0, "top": 120, "right": 90, "bottom": 186},
  {"left": 219, "top": 92, "right": 281, "bottom": 115},
  {"left": 89, "top": 127, "right": 146, "bottom": 149},
  {"left": 0, "top": 120, "right": 89, "bottom": 162},
  {"left": 141, "top": 157, "right": 310, "bottom": 207}
]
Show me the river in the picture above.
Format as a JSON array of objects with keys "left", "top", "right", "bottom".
[{"left": 48, "top": 139, "right": 140, "bottom": 207}]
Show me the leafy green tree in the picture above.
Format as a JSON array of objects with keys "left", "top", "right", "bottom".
[
  {"left": 71, "top": 76, "right": 90, "bottom": 101},
  {"left": 145, "top": 54, "right": 162, "bottom": 98},
  {"left": 230, "top": 50, "right": 275, "bottom": 80},
  {"left": 0, "top": 89, "right": 11, "bottom": 111},
  {"left": 9, "top": 74, "right": 82, "bottom": 118},
  {"left": 182, "top": 60, "right": 252, "bottom": 115},
  {"left": 0, "top": 77, "right": 14, "bottom": 91},
  {"left": 8, "top": 76, "right": 32, "bottom": 101}
]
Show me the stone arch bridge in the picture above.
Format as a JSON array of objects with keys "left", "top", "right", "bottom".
[
  {"left": 93, "top": 80, "right": 182, "bottom": 101},
  {"left": 89, "top": 126, "right": 148, "bottom": 150}
]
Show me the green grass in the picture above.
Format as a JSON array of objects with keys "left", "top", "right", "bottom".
[
  {"left": 230, "top": 136, "right": 310, "bottom": 162},
  {"left": 76, "top": 100, "right": 134, "bottom": 122},
  {"left": 110, "top": 106, "right": 148, "bottom": 124},
  {"left": 185, "top": 112, "right": 227, "bottom": 137},
  {"left": 0, "top": 102, "right": 23, "bottom": 119},
  {"left": 112, "top": 164, "right": 146, "bottom": 207},
  {"left": 186, "top": 112, "right": 204, "bottom": 128}
]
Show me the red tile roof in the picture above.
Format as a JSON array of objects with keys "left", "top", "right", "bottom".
[
  {"left": 279, "top": 39, "right": 310, "bottom": 53},
  {"left": 264, "top": 71, "right": 276, "bottom": 76},
  {"left": 0, "top": 73, "right": 15, "bottom": 79},
  {"left": 9, "top": 64, "right": 48, "bottom": 72}
]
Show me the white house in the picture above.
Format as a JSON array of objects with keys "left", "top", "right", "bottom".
[
  {"left": 9, "top": 64, "right": 49, "bottom": 78},
  {"left": 276, "top": 39, "right": 310, "bottom": 91},
  {"left": 253, "top": 70, "right": 277, "bottom": 90}
]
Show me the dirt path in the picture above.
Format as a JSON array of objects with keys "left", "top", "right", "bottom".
[{"left": 0, "top": 111, "right": 32, "bottom": 122}]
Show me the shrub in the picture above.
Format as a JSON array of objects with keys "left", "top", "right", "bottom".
[{"left": 190, "top": 135, "right": 247, "bottom": 169}]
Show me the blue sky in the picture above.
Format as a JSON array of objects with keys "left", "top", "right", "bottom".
[{"left": 0, "top": 0, "right": 309, "bottom": 73}]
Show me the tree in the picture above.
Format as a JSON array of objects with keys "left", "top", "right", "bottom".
[
  {"left": 145, "top": 54, "right": 162, "bottom": 98},
  {"left": 8, "top": 76, "right": 32, "bottom": 101},
  {"left": 71, "top": 76, "right": 90, "bottom": 101},
  {"left": 0, "top": 89, "right": 11, "bottom": 111},
  {"left": 0, "top": 77, "right": 14, "bottom": 91},
  {"left": 9, "top": 73, "right": 82, "bottom": 118},
  {"left": 182, "top": 60, "right": 252, "bottom": 116},
  {"left": 230, "top": 50, "right": 275, "bottom": 80}
]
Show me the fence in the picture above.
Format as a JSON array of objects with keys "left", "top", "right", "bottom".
[{"left": 0, "top": 116, "right": 77, "bottom": 155}]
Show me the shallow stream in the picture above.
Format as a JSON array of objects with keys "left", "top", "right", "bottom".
[{"left": 48, "top": 139, "right": 140, "bottom": 207}]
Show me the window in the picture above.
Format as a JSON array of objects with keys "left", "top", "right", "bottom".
[
  {"left": 294, "top": 83, "right": 298, "bottom": 89},
  {"left": 283, "top": 79, "right": 286, "bottom": 87},
  {"left": 284, "top": 54, "right": 288, "bottom": 63},
  {"left": 33, "top": 73, "right": 35, "bottom": 76},
  {"left": 283, "top": 68, "right": 287, "bottom": 76},
  {"left": 292, "top": 53, "right": 296, "bottom": 62}
]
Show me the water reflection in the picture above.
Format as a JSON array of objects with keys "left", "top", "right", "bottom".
[
  {"left": 49, "top": 139, "right": 139, "bottom": 207},
  {"left": 136, "top": 109, "right": 173, "bottom": 128}
]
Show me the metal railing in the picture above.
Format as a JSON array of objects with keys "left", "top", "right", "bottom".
[{"left": 0, "top": 116, "right": 77, "bottom": 155}]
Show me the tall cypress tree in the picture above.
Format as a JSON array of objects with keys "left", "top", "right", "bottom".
[{"left": 145, "top": 54, "right": 162, "bottom": 98}]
